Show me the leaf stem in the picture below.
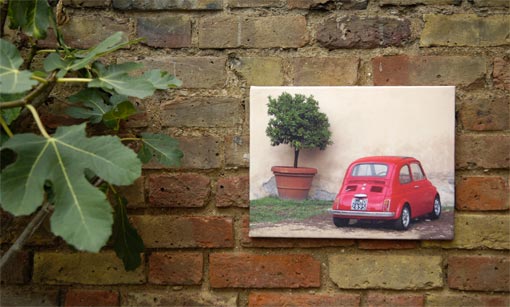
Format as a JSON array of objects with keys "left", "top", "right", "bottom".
[
  {"left": 31, "top": 75, "right": 48, "bottom": 83},
  {"left": 25, "top": 104, "right": 51, "bottom": 139},
  {"left": 120, "top": 137, "right": 141, "bottom": 142},
  {"left": 57, "top": 77, "right": 93, "bottom": 83},
  {"left": 0, "top": 116, "right": 13, "bottom": 137},
  {"left": 36, "top": 49, "right": 57, "bottom": 54},
  {"left": 0, "top": 71, "right": 57, "bottom": 109}
]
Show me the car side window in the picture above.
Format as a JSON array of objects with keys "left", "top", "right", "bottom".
[
  {"left": 399, "top": 165, "right": 412, "bottom": 184},
  {"left": 410, "top": 163, "right": 425, "bottom": 181}
]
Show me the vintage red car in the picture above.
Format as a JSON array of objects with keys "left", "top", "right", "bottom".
[{"left": 329, "top": 156, "right": 441, "bottom": 230}]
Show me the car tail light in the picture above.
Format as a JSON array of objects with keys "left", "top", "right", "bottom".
[
  {"left": 383, "top": 199, "right": 391, "bottom": 211},
  {"left": 346, "top": 185, "right": 357, "bottom": 191}
]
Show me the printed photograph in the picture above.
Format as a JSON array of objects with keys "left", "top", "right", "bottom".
[{"left": 249, "top": 86, "right": 455, "bottom": 240}]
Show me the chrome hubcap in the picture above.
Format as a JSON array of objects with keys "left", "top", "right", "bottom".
[
  {"left": 434, "top": 199, "right": 441, "bottom": 215},
  {"left": 402, "top": 208, "right": 410, "bottom": 227}
]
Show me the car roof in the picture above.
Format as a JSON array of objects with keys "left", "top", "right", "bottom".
[{"left": 351, "top": 156, "right": 418, "bottom": 164}]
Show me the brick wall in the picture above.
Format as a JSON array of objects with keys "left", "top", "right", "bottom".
[{"left": 1, "top": 0, "right": 509, "bottom": 306}]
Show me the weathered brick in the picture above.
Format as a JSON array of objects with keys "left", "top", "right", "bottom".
[
  {"left": 372, "top": 55, "right": 487, "bottom": 87},
  {"left": 149, "top": 252, "right": 203, "bottom": 285},
  {"left": 241, "top": 216, "right": 355, "bottom": 248},
  {"left": 249, "top": 292, "right": 360, "bottom": 307},
  {"left": 113, "top": 0, "right": 223, "bottom": 10},
  {"left": 316, "top": 16, "right": 411, "bottom": 49},
  {"left": 290, "top": 57, "right": 359, "bottom": 85},
  {"left": 456, "top": 176, "right": 509, "bottom": 211},
  {"left": 140, "top": 56, "right": 227, "bottom": 89},
  {"left": 456, "top": 134, "right": 510, "bottom": 169},
  {"left": 380, "top": 0, "right": 460, "bottom": 5},
  {"left": 40, "top": 15, "right": 130, "bottom": 49},
  {"left": 225, "top": 135, "right": 249, "bottom": 167},
  {"left": 116, "top": 176, "right": 145, "bottom": 208},
  {"left": 148, "top": 173, "right": 210, "bottom": 207},
  {"left": 493, "top": 57, "right": 510, "bottom": 90},
  {"left": 422, "top": 214, "right": 509, "bottom": 250},
  {"left": 0, "top": 251, "right": 31, "bottom": 284},
  {"left": 459, "top": 94, "right": 509, "bottom": 131},
  {"left": 33, "top": 251, "right": 145, "bottom": 285},
  {"left": 210, "top": 253, "right": 321, "bottom": 288},
  {"left": 64, "top": 0, "right": 111, "bottom": 7},
  {"left": 137, "top": 16, "right": 191, "bottom": 48},
  {"left": 358, "top": 240, "right": 419, "bottom": 250},
  {"left": 161, "top": 97, "right": 242, "bottom": 128},
  {"left": 421, "top": 14, "right": 510, "bottom": 47},
  {"left": 177, "top": 136, "right": 222, "bottom": 169},
  {"left": 228, "top": 0, "right": 283, "bottom": 7},
  {"left": 131, "top": 215, "right": 234, "bottom": 248},
  {"left": 426, "top": 293, "right": 510, "bottom": 307},
  {"left": 366, "top": 293, "right": 424, "bottom": 307},
  {"left": 0, "top": 287, "right": 60, "bottom": 306},
  {"left": 288, "top": 0, "right": 368, "bottom": 9},
  {"left": 329, "top": 254, "right": 443, "bottom": 289},
  {"left": 198, "top": 16, "right": 308, "bottom": 48},
  {"left": 64, "top": 289, "right": 119, "bottom": 307},
  {"left": 216, "top": 175, "right": 249, "bottom": 208},
  {"left": 471, "top": 0, "right": 509, "bottom": 7},
  {"left": 448, "top": 256, "right": 510, "bottom": 291},
  {"left": 121, "top": 290, "right": 238, "bottom": 306},
  {"left": 233, "top": 57, "right": 285, "bottom": 86}
]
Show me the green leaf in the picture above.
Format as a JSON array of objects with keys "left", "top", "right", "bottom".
[
  {"left": 102, "top": 101, "right": 137, "bottom": 130},
  {"left": 112, "top": 194, "right": 144, "bottom": 271},
  {"left": 143, "top": 69, "right": 182, "bottom": 89},
  {"left": 43, "top": 53, "right": 71, "bottom": 72},
  {"left": 8, "top": 0, "right": 52, "bottom": 39},
  {"left": 70, "top": 32, "right": 126, "bottom": 71},
  {"left": 0, "top": 123, "right": 142, "bottom": 252},
  {"left": 0, "top": 93, "right": 24, "bottom": 124},
  {"left": 89, "top": 63, "right": 154, "bottom": 98},
  {"left": 0, "top": 39, "right": 38, "bottom": 94},
  {"left": 67, "top": 88, "right": 111, "bottom": 123},
  {"left": 139, "top": 133, "right": 183, "bottom": 167}
]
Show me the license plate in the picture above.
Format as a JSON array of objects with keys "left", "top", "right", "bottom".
[{"left": 351, "top": 198, "right": 367, "bottom": 210}]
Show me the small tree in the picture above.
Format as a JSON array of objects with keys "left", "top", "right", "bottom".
[{"left": 266, "top": 92, "right": 332, "bottom": 168}]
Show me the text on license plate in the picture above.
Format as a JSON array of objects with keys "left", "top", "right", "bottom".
[{"left": 351, "top": 198, "right": 367, "bottom": 210}]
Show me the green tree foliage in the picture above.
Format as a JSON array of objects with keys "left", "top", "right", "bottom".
[
  {"left": 266, "top": 92, "right": 332, "bottom": 168},
  {"left": 0, "top": 0, "right": 183, "bottom": 270}
]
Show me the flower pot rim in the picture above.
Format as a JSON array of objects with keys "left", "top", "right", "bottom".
[{"left": 271, "top": 166, "right": 318, "bottom": 174}]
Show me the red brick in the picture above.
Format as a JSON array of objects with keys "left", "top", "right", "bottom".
[
  {"left": 65, "top": 290, "right": 119, "bottom": 307},
  {"left": 0, "top": 287, "right": 60, "bottom": 306},
  {"left": 459, "top": 94, "right": 509, "bottom": 131},
  {"left": 241, "top": 216, "right": 355, "bottom": 248},
  {"left": 116, "top": 176, "right": 145, "bottom": 208},
  {"left": 493, "top": 57, "right": 510, "bottom": 90},
  {"left": 132, "top": 215, "right": 234, "bottom": 248},
  {"left": 210, "top": 253, "right": 321, "bottom": 288},
  {"left": 358, "top": 240, "right": 419, "bottom": 250},
  {"left": 121, "top": 290, "right": 238, "bottom": 306},
  {"left": 456, "top": 134, "right": 510, "bottom": 169},
  {"left": 372, "top": 55, "right": 486, "bottom": 87},
  {"left": 448, "top": 256, "right": 510, "bottom": 291},
  {"left": 216, "top": 175, "right": 249, "bottom": 208},
  {"left": 249, "top": 292, "right": 360, "bottom": 307},
  {"left": 456, "top": 176, "right": 509, "bottom": 211},
  {"left": 316, "top": 16, "right": 411, "bottom": 49},
  {"left": 366, "top": 293, "right": 424, "bottom": 307},
  {"left": 0, "top": 251, "right": 31, "bottom": 284},
  {"left": 426, "top": 293, "right": 510, "bottom": 307},
  {"left": 137, "top": 16, "right": 191, "bottom": 48},
  {"left": 149, "top": 252, "right": 203, "bottom": 285},
  {"left": 148, "top": 173, "right": 210, "bottom": 207}
]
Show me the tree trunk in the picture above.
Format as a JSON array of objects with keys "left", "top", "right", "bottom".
[{"left": 293, "top": 149, "right": 300, "bottom": 168}]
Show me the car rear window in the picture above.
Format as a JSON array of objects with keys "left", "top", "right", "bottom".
[{"left": 351, "top": 163, "right": 388, "bottom": 177}]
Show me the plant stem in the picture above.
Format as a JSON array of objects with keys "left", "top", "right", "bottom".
[
  {"left": 294, "top": 149, "right": 300, "bottom": 168},
  {"left": 31, "top": 75, "right": 48, "bottom": 83},
  {"left": 0, "top": 71, "right": 57, "bottom": 109},
  {"left": 36, "top": 49, "right": 57, "bottom": 54},
  {"left": 57, "top": 77, "right": 93, "bottom": 83},
  {"left": 120, "top": 137, "right": 141, "bottom": 142},
  {"left": 0, "top": 0, "right": 8, "bottom": 38},
  {"left": 0, "top": 116, "right": 13, "bottom": 137},
  {"left": 26, "top": 104, "right": 51, "bottom": 139},
  {"left": 0, "top": 202, "right": 53, "bottom": 270}
]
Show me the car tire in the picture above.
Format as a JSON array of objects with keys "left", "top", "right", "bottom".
[
  {"left": 394, "top": 205, "right": 411, "bottom": 231},
  {"left": 430, "top": 195, "right": 441, "bottom": 220},
  {"left": 333, "top": 217, "right": 349, "bottom": 227}
]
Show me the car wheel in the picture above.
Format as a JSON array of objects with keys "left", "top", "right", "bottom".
[
  {"left": 333, "top": 217, "right": 349, "bottom": 227},
  {"left": 430, "top": 195, "right": 441, "bottom": 220},
  {"left": 394, "top": 205, "right": 411, "bottom": 231}
]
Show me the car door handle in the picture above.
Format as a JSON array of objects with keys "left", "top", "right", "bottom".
[{"left": 414, "top": 185, "right": 420, "bottom": 189}]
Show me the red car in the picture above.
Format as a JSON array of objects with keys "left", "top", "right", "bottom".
[{"left": 329, "top": 156, "right": 441, "bottom": 230}]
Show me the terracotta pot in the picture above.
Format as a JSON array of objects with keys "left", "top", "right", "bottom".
[{"left": 271, "top": 166, "right": 317, "bottom": 200}]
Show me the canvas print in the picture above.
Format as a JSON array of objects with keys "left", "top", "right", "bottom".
[{"left": 249, "top": 86, "right": 455, "bottom": 240}]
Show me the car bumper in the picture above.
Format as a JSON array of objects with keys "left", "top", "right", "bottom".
[{"left": 328, "top": 209, "right": 395, "bottom": 218}]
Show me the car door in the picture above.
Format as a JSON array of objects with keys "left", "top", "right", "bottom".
[
  {"left": 410, "top": 162, "right": 434, "bottom": 216},
  {"left": 397, "top": 164, "right": 421, "bottom": 218}
]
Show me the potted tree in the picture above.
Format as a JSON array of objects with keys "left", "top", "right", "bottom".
[{"left": 266, "top": 92, "right": 332, "bottom": 200}]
